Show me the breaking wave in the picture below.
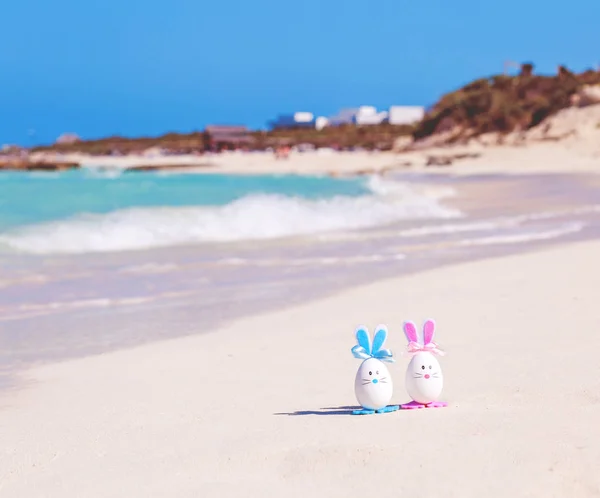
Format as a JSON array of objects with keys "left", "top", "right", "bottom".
[{"left": 0, "top": 177, "right": 461, "bottom": 254}]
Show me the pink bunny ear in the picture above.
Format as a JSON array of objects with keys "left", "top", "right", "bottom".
[
  {"left": 423, "top": 319, "right": 436, "bottom": 345},
  {"left": 403, "top": 321, "right": 419, "bottom": 344}
]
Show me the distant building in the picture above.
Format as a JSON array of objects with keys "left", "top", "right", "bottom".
[
  {"left": 270, "top": 112, "right": 316, "bottom": 130},
  {"left": 388, "top": 106, "right": 425, "bottom": 125},
  {"left": 354, "top": 106, "right": 388, "bottom": 125},
  {"left": 203, "top": 125, "right": 254, "bottom": 151},
  {"left": 328, "top": 108, "right": 359, "bottom": 126},
  {"left": 55, "top": 133, "right": 81, "bottom": 145},
  {"left": 327, "top": 106, "right": 388, "bottom": 126},
  {"left": 265, "top": 104, "right": 426, "bottom": 133},
  {"left": 315, "top": 116, "right": 329, "bottom": 130}
]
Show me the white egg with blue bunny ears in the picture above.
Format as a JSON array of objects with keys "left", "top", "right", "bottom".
[{"left": 350, "top": 324, "right": 399, "bottom": 415}]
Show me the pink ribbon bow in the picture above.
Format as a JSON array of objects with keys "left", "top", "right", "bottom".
[{"left": 407, "top": 341, "right": 445, "bottom": 356}]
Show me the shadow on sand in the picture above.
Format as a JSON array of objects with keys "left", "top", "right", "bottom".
[{"left": 275, "top": 405, "right": 367, "bottom": 416}]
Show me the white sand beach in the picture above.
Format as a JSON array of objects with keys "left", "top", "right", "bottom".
[
  {"left": 1, "top": 240, "right": 599, "bottom": 497},
  {"left": 30, "top": 141, "right": 600, "bottom": 177}
]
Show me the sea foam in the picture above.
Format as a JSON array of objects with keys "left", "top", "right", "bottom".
[{"left": 0, "top": 177, "right": 461, "bottom": 254}]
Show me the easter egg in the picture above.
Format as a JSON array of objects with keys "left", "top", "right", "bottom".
[
  {"left": 405, "top": 352, "right": 443, "bottom": 404},
  {"left": 354, "top": 357, "right": 393, "bottom": 410}
]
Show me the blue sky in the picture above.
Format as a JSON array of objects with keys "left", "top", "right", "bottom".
[{"left": 1, "top": 0, "right": 599, "bottom": 145}]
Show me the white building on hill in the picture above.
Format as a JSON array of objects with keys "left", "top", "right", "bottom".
[
  {"left": 354, "top": 106, "right": 388, "bottom": 125},
  {"left": 328, "top": 105, "right": 420, "bottom": 126},
  {"left": 268, "top": 104, "right": 426, "bottom": 131},
  {"left": 327, "top": 108, "right": 359, "bottom": 126},
  {"left": 327, "top": 106, "right": 388, "bottom": 126},
  {"left": 315, "top": 116, "right": 329, "bottom": 130},
  {"left": 388, "top": 106, "right": 425, "bottom": 125},
  {"left": 270, "top": 112, "right": 316, "bottom": 129}
]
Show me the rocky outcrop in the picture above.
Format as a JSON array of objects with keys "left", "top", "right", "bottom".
[
  {"left": 425, "top": 152, "right": 481, "bottom": 166},
  {"left": 124, "top": 163, "right": 213, "bottom": 172},
  {"left": 0, "top": 159, "right": 80, "bottom": 171}
]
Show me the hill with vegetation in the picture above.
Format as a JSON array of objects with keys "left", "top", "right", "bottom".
[{"left": 412, "top": 63, "right": 600, "bottom": 144}]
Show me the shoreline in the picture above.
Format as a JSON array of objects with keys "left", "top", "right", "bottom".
[
  {"left": 16, "top": 139, "right": 599, "bottom": 178},
  {"left": 1, "top": 239, "right": 599, "bottom": 496}
]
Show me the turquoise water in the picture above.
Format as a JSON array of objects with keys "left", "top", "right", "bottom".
[
  {"left": 0, "top": 170, "right": 369, "bottom": 231},
  {"left": 0, "top": 169, "right": 463, "bottom": 254}
]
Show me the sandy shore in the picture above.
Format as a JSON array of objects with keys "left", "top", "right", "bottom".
[
  {"left": 1, "top": 240, "right": 599, "bottom": 497},
  {"left": 202, "top": 142, "right": 600, "bottom": 176},
  {"left": 28, "top": 139, "right": 600, "bottom": 178}
]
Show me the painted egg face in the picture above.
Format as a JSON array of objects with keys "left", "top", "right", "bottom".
[
  {"left": 354, "top": 358, "right": 393, "bottom": 410},
  {"left": 405, "top": 352, "right": 443, "bottom": 404}
]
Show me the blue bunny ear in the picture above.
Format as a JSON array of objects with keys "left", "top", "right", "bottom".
[
  {"left": 355, "top": 326, "right": 371, "bottom": 355},
  {"left": 371, "top": 325, "right": 388, "bottom": 355}
]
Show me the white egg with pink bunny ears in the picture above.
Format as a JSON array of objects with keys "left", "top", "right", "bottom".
[
  {"left": 401, "top": 319, "right": 448, "bottom": 409},
  {"left": 350, "top": 324, "right": 399, "bottom": 415}
]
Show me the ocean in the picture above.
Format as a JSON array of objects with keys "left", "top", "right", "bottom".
[
  {"left": 0, "top": 169, "right": 456, "bottom": 254},
  {"left": 1, "top": 168, "right": 599, "bottom": 388}
]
